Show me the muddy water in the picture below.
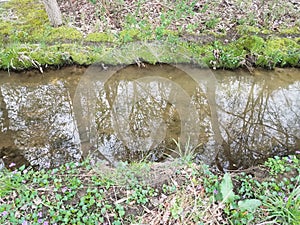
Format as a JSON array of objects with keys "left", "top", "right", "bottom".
[{"left": 0, "top": 65, "right": 299, "bottom": 170}]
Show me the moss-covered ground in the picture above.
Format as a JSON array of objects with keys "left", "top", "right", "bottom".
[{"left": 0, "top": 0, "right": 299, "bottom": 71}]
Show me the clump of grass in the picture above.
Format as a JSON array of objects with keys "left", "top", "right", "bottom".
[
  {"left": 166, "top": 138, "right": 202, "bottom": 163},
  {"left": 263, "top": 185, "right": 300, "bottom": 224}
]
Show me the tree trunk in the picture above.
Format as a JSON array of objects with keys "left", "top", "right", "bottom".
[{"left": 43, "top": 0, "right": 63, "bottom": 27}]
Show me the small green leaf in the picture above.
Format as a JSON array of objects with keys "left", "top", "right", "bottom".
[
  {"left": 238, "top": 199, "right": 262, "bottom": 212},
  {"left": 220, "top": 173, "right": 236, "bottom": 203},
  {"left": 19, "top": 165, "right": 26, "bottom": 171},
  {"left": 89, "top": 0, "right": 97, "bottom": 4}
]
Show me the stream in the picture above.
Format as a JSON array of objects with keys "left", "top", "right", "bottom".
[{"left": 0, "top": 64, "right": 299, "bottom": 170}]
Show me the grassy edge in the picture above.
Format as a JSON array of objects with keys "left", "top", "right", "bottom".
[
  {"left": 0, "top": 154, "right": 299, "bottom": 224},
  {"left": 0, "top": 35, "right": 299, "bottom": 72}
]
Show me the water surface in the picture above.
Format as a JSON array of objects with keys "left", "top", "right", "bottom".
[{"left": 0, "top": 65, "right": 299, "bottom": 170}]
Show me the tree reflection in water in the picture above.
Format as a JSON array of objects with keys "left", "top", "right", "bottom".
[
  {"left": 75, "top": 65, "right": 299, "bottom": 170},
  {"left": 216, "top": 74, "right": 300, "bottom": 169},
  {"left": 0, "top": 65, "right": 299, "bottom": 170},
  {"left": 76, "top": 64, "right": 204, "bottom": 166},
  {"left": 0, "top": 81, "right": 81, "bottom": 169}
]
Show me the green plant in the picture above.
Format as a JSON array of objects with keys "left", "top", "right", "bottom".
[
  {"left": 265, "top": 155, "right": 299, "bottom": 175},
  {"left": 263, "top": 185, "right": 300, "bottom": 224},
  {"left": 236, "top": 173, "right": 260, "bottom": 199},
  {"left": 219, "top": 173, "right": 262, "bottom": 224},
  {"left": 170, "top": 198, "right": 184, "bottom": 220},
  {"left": 1, "top": 154, "right": 299, "bottom": 224},
  {"left": 85, "top": 32, "right": 115, "bottom": 42},
  {"left": 0, "top": 165, "right": 28, "bottom": 197},
  {"left": 166, "top": 138, "right": 202, "bottom": 163},
  {"left": 205, "top": 17, "right": 220, "bottom": 29},
  {"left": 220, "top": 173, "right": 238, "bottom": 203}
]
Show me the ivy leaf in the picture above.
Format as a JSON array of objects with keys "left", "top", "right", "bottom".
[
  {"left": 220, "top": 173, "right": 236, "bottom": 203},
  {"left": 238, "top": 199, "right": 262, "bottom": 212}
]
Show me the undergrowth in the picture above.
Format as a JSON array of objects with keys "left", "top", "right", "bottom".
[{"left": 0, "top": 154, "right": 299, "bottom": 224}]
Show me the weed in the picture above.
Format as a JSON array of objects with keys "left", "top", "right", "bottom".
[
  {"left": 0, "top": 154, "right": 299, "bottom": 224},
  {"left": 205, "top": 17, "right": 220, "bottom": 29},
  {"left": 263, "top": 185, "right": 300, "bottom": 225},
  {"left": 166, "top": 138, "right": 202, "bottom": 163},
  {"left": 265, "top": 155, "right": 299, "bottom": 175}
]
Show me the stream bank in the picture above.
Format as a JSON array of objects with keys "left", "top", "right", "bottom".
[{"left": 0, "top": 0, "right": 299, "bottom": 71}]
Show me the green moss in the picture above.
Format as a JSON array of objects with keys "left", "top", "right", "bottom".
[
  {"left": 0, "top": 44, "right": 72, "bottom": 70},
  {"left": 30, "top": 47, "right": 71, "bottom": 66},
  {"left": 128, "top": 37, "right": 300, "bottom": 69},
  {"left": 45, "top": 26, "right": 83, "bottom": 41},
  {"left": 237, "top": 25, "right": 260, "bottom": 35},
  {"left": 261, "top": 38, "right": 300, "bottom": 67},
  {"left": 4, "top": 0, "right": 48, "bottom": 26},
  {"left": 1, "top": 0, "right": 48, "bottom": 42},
  {"left": 0, "top": 34, "right": 299, "bottom": 71},
  {"left": 0, "top": 21, "right": 13, "bottom": 42},
  {"left": 261, "top": 29, "right": 272, "bottom": 35},
  {"left": 85, "top": 32, "right": 115, "bottom": 42},
  {"left": 266, "top": 38, "right": 298, "bottom": 50},
  {"left": 279, "top": 26, "right": 300, "bottom": 35},
  {"left": 96, "top": 40, "right": 213, "bottom": 66},
  {"left": 1, "top": 0, "right": 83, "bottom": 43},
  {"left": 119, "top": 29, "right": 143, "bottom": 42},
  {"left": 117, "top": 27, "right": 177, "bottom": 43},
  {"left": 236, "top": 36, "right": 265, "bottom": 52},
  {"left": 25, "top": 26, "right": 82, "bottom": 43},
  {"left": 71, "top": 50, "right": 101, "bottom": 65},
  {"left": 159, "top": 29, "right": 179, "bottom": 37}
]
